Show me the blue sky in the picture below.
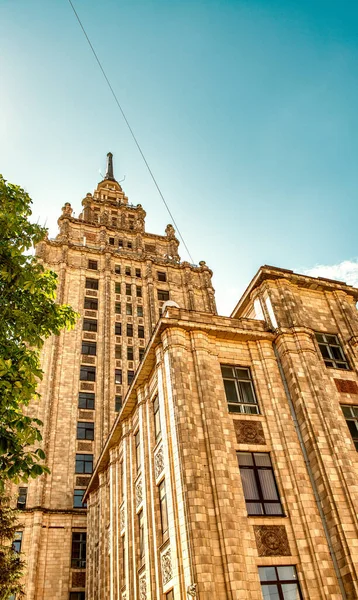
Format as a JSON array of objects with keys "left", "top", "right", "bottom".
[{"left": 2, "top": 0, "right": 358, "bottom": 314}]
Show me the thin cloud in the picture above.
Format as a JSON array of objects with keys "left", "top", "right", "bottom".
[{"left": 304, "top": 259, "right": 358, "bottom": 288}]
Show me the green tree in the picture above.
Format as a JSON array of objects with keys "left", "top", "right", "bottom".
[
  {"left": 0, "top": 494, "right": 25, "bottom": 600},
  {"left": 0, "top": 175, "right": 78, "bottom": 489}
]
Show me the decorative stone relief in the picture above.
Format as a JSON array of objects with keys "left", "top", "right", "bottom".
[
  {"left": 139, "top": 571, "right": 147, "bottom": 600},
  {"left": 76, "top": 476, "right": 91, "bottom": 487},
  {"left": 233, "top": 420, "right": 266, "bottom": 445},
  {"left": 136, "top": 479, "right": 143, "bottom": 509},
  {"left": 334, "top": 379, "right": 358, "bottom": 394},
  {"left": 254, "top": 525, "right": 291, "bottom": 557},
  {"left": 154, "top": 445, "right": 165, "bottom": 480},
  {"left": 161, "top": 546, "right": 173, "bottom": 586},
  {"left": 120, "top": 506, "right": 125, "bottom": 532},
  {"left": 77, "top": 442, "right": 92, "bottom": 452},
  {"left": 71, "top": 571, "right": 85, "bottom": 587}
]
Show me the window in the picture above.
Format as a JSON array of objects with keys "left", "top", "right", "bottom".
[
  {"left": 75, "top": 454, "right": 93, "bottom": 474},
  {"left": 120, "top": 461, "right": 125, "bottom": 501},
  {"left": 83, "top": 319, "right": 97, "bottom": 332},
  {"left": 115, "top": 345, "right": 122, "bottom": 359},
  {"left": 12, "top": 532, "right": 22, "bottom": 553},
  {"left": 237, "top": 452, "right": 283, "bottom": 516},
  {"left": 73, "top": 490, "right": 87, "bottom": 509},
  {"left": 159, "top": 480, "right": 169, "bottom": 542},
  {"left": 118, "top": 239, "right": 123, "bottom": 248},
  {"left": 158, "top": 290, "right": 169, "bottom": 301},
  {"left": 127, "top": 324, "right": 133, "bottom": 337},
  {"left": 115, "top": 323, "right": 122, "bottom": 336},
  {"left": 128, "top": 370, "right": 134, "bottom": 385},
  {"left": 315, "top": 333, "right": 349, "bottom": 369},
  {"left": 122, "top": 536, "right": 126, "bottom": 574},
  {"left": 77, "top": 422, "right": 94, "bottom": 440},
  {"left": 88, "top": 260, "right": 98, "bottom": 270},
  {"left": 137, "top": 305, "right": 143, "bottom": 317},
  {"left": 135, "top": 431, "right": 141, "bottom": 472},
  {"left": 81, "top": 342, "right": 96, "bottom": 356},
  {"left": 126, "top": 283, "right": 132, "bottom": 296},
  {"left": 153, "top": 396, "right": 161, "bottom": 441},
  {"left": 115, "top": 302, "right": 121, "bottom": 314},
  {"left": 115, "top": 264, "right": 121, "bottom": 274},
  {"left": 125, "top": 266, "right": 131, "bottom": 276},
  {"left": 78, "top": 392, "right": 95, "bottom": 410},
  {"left": 115, "top": 282, "right": 121, "bottom": 294},
  {"left": 70, "top": 593, "right": 86, "bottom": 600},
  {"left": 166, "top": 591, "right": 174, "bottom": 600},
  {"left": 80, "top": 366, "right": 96, "bottom": 382},
  {"left": 17, "top": 488, "right": 27, "bottom": 510},
  {"left": 138, "top": 326, "right": 145, "bottom": 339},
  {"left": 112, "top": 217, "right": 117, "bottom": 226},
  {"left": 85, "top": 278, "right": 98, "bottom": 290},
  {"left": 258, "top": 566, "right": 303, "bottom": 599},
  {"left": 138, "top": 510, "right": 144, "bottom": 561},
  {"left": 71, "top": 532, "right": 87, "bottom": 568},
  {"left": 136, "top": 286, "right": 142, "bottom": 297},
  {"left": 139, "top": 348, "right": 145, "bottom": 362},
  {"left": 109, "top": 237, "right": 115, "bottom": 246},
  {"left": 157, "top": 271, "right": 167, "bottom": 282},
  {"left": 126, "top": 303, "right": 133, "bottom": 315},
  {"left": 84, "top": 297, "right": 98, "bottom": 310},
  {"left": 221, "top": 366, "right": 259, "bottom": 414},
  {"left": 127, "top": 241, "right": 132, "bottom": 249},
  {"left": 115, "top": 396, "right": 122, "bottom": 412},
  {"left": 127, "top": 347, "right": 134, "bottom": 361},
  {"left": 135, "top": 268, "right": 141, "bottom": 278},
  {"left": 129, "top": 219, "right": 134, "bottom": 230},
  {"left": 115, "top": 369, "right": 123, "bottom": 384},
  {"left": 341, "top": 405, "right": 358, "bottom": 450}
]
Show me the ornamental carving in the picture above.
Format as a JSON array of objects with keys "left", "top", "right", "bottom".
[
  {"left": 139, "top": 572, "right": 147, "bottom": 600},
  {"left": 334, "top": 379, "right": 358, "bottom": 394},
  {"left": 136, "top": 479, "right": 143, "bottom": 509},
  {"left": 161, "top": 546, "right": 173, "bottom": 586},
  {"left": 154, "top": 445, "right": 165, "bottom": 480},
  {"left": 77, "top": 442, "right": 92, "bottom": 452},
  {"left": 233, "top": 420, "right": 265, "bottom": 445},
  {"left": 120, "top": 506, "right": 125, "bottom": 532},
  {"left": 71, "top": 571, "right": 85, "bottom": 587},
  {"left": 254, "top": 525, "right": 291, "bottom": 557},
  {"left": 76, "top": 476, "right": 91, "bottom": 487}
]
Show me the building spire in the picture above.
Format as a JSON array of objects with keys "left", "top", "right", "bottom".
[{"left": 104, "top": 152, "right": 115, "bottom": 181}]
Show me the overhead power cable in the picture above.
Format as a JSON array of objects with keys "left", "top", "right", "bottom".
[{"left": 67, "top": 0, "right": 195, "bottom": 264}]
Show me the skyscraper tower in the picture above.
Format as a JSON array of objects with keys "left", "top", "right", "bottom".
[{"left": 18, "top": 155, "right": 216, "bottom": 600}]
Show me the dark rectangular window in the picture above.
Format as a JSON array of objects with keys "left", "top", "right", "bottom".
[
  {"left": 138, "top": 326, "right": 145, "bottom": 339},
  {"left": 127, "top": 241, "right": 132, "bottom": 249},
  {"left": 83, "top": 319, "right": 97, "bottom": 332},
  {"left": 115, "top": 345, "right": 122, "bottom": 359},
  {"left": 154, "top": 396, "right": 161, "bottom": 441},
  {"left": 139, "top": 348, "right": 145, "bottom": 362},
  {"left": 81, "top": 341, "right": 96, "bottom": 356},
  {"left": 118, "top": 239, "right": 123, "bottom": 248},
  {"left": 109, "top": 237, "right": 115, "bottom": 246},
  {"left": 122, "top": 536, "right": 126, "bottom": 574},
  {"left": 125, "top": 266, "right": 131, "bottom": 276},
  {"left": 315, "top": 333, "right": 349, "bottom": 369},
  {"left": 136, "top": 286, "right": 142, "bottom": 297},
  {"left": 115, "top": 282, "right": 121, "bottom": 294},
  {"left": 71, "top": 532, "right": 87, "bottom": 568},
  {"left": 159, "top": 480, "right": 169, "bottom": 542},
  {"left": 128, "top": 370, "right": 134, "bottom": 385},
  {"left": 73, "top": 490, "right": 87, "bottom": 509},
  {"left": 157, "top": 271, "right": 167, "bottom": 282},
  {"left": 157, "top": 290, "right": 169, "bottom": 301},
  {"left": 70, "top": 593, "right": 86, "bottom": 600},
  {"left": 80, "top": 366, "right": 96, "bottom": 381},
  {"left": 126, "top": 303, "right": 133, "bottom": 315},
  {"left": 237, "top": 452, "right": 283, "bottom": 516},
  {"left": 135, "top": 268, "right": 141, "bottom": 278},
  {"left": 221, "top": 365, "right": 259, "bottom": 414},
  {"left": 258, "top": 566, "right": 303, "bottom": 599},
  {"left": 341, "top": 405, "right": 358, "bottom": 450},
  {"left": 127, "top": 347, "right": 134, "bottom": 361},
  {"left": 115, "top": 369, "right": 122, "bottom": 384},
  {"left": 75, "top": 454, "right": 93, "bottom": 474},
  {"left": 84, "top": 297, "right": 98, "bottom": 310},
  {"left": 85, "top": 278, "right": 98, "bottom": 290},
  {"left": 115, "top": 396, "right": 122, "bottom": 412},
  {"left": 137, "top": 305, "right": 143, "bottom": 317},
  {"left": 77, "top": 422, "right": 94, "bottom": 440},
  {"left": 78, "top": 392, "right": 95, "bottom": 410},
  {"left": 135, "top": 431, "right": 141, "bottom": 472},
  {"left": 129, "top": 219, "right": 134, "bottom": 230},
  {"left": 115, "top": 264, "right": 121, "bottom": 274},
  {"left": 138, "top": 510, "right": 144, "bottom": 561},
  {"left": 88, "top": 260, "right": 98, "bottom": 270},
  {"left": 120, "top": 461, "right": 125, "bottom": 501},
  {"left": 115, "top": 323, "right": 122, "bottom": 336},
  {"left": 126, "top": 283, "right": 132, "bottom": 296},
  {"left": 127, "top": 324, "right": 133, "bottom": 337},
  {"left": 17, "top": 488, "right": 27, "bottom": 510},
  {"left": 115, "top": 302, "right": 121, "bottom": 314},
  {"left": 112, "top": 217, "right": 117, "bottom": 226},
  {"left": 12, "top": 532, "right": 22, "bottom": 553}
]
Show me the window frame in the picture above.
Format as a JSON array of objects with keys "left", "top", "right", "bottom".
[
  {"left": 153, "top": 396, "right": 161, "bottom": 441},
  {"left": 135, "top": 431, "right": 141, "bottom": 473},
  {"left": 159, "top": 479, "right": 169, "bottom": 542},
  {"left": 128, "top": 370, "right": 134, "bottom": 385},
  {"left": 81, "top": 341, "right": 97, "bottom": 356},
  {"left": 78, "top": 392, "right": 95, "bottom": 410},
  {"left": 315, "top": 332, "right": 350, "bottom": 370},
  {"left": 17, "top": 488, "right": 27, "bottom": 510},
  {"left": 85, "top": 278, "right": 99, "bottom": 290},
  {"left": 12, "top": 531, "right": 23, "bottom": 553},
  {"left": 80, "top": 365, "right": 96, "bottom": 382},
  {"left": 237, "top": 451, "right": 284, "bottom": 516},
  {"left": 73, "top": 489, "right": 87, "bottom": 509},
  {"left": 115, "top": 396, "right": 122, "bottom": 412},
  {"left": 84, "top": 297, "right": 98, "bottom": 310},
  {"left": 138, "top": 510, "right": 145, "bottom": 561},
  {"left": 77, "top": 421, "right": 94, "bottom": 441},
  {"left": 115, "top": 282, "right": 121, "bottom": 294},
  {"left": 75, "top": 454, "right": 93, "bottom": 474},
  {"left": 71, "top": 532, "right": 87, "bottom": 569},
  {"left": 88, "top": 259, "right": 98, "bottom": 270},
  {"left": 126, "top": 283, "right": 132, "bottom": 296},
  {"left": 138, "top": 326, "right": 144, "bottom": 339},
  {"left": 115, "top": 323, "right": 122, "bottom": 336},
  {"left": 127, "top": 346, "right": 134, "bottom": 361},
  {"left": 127, "top": 324, "right": 133, "bottom": 338},
  {"left": 258, "top": 565, "right": 303, "bottom": 600},
  {"left": 157, "top": 271, "right": 167, "bottom": 282},
  {"left": 115, "top": 369, "right": 123, "bottom": 384},
  {"left": 83, "top": 319, "right": 98, "bottom": 332},
  {"left": 221, "top": 365, "right": 260, "bottom": 414},
  {"left": 157, "top": 289, "right": 170, "bottom": 301},
  {"left": 341, "top": 404, "right": 358, "bottom": 450}
]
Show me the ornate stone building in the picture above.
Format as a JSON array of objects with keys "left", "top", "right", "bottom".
[
  {"left": 16, "top": 154, "right": 216, "bottom": 599},
  {"left": 85, "top": 266, "right": 358, "bottom": 600}
]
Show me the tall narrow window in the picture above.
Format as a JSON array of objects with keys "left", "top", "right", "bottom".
[
  {"left": 115, "top": 396, "right": 122, "bottom": 412},
  {"left": 128, "top": 370, "right": 134, "bottom": 385},
  {"left": 115, "top": 345, "right": 122, "bottom": 359},
  {"left": 109, "top": 237, "right": 115, "bottom": 246},
  {"left": 315, "top": 332, "right": 349, "bottom": 369},
  {"left": 159, "top": 480, "right": 169, "bottom": 542},
  {"left": 139, "top": 348, "right": 145, "bottom": 362},
  {"left": 12, "top": 532, "right": 23, "bottom": 553},
  {"left": 115, "top": 323, "right": 122, "bottom": 336},
  {"left": 83, "top": 319, "right": 97, "bottom": 332},
  {"left": 221, "top": 365, "right": 259, "bottom": 414},
  {"left": 115, "top": 302, "right": 121, "bottom": 314},
  {"left": 258, "top": 566, "right": 303, "bottom": 599},
  {"left": 135, "top": 431, "right": 141, "bottom": 472},
  {"left": 127, "top": 324, "right": 133, "bottom": 337},
  {"left": 80, "top": 366, "right": 96, "bottom": 381},
  {"left": 138, "top": 510, "right": 145, "bottom": 561},
  {"left": 71, "top": 532, "right": 87, "bottom": 568},
  {"left": 120, "top": 461, "right": 125, "bottom": 501},
  {"left": 115, "top": 282, "right": 121, "bottom": 294},
  {"left": 341, "top": 405, "right": 358, "bottom": 450},
  {"left": 127, "top": 347, "right": 134, "bottom": 361},
  {"left": 85, "top": 278, "right": 98, "bottom": 290},
  {"left": 237, "top": 452, "right": 283, "bottom": 515},
  {"left": 153, "top": 396, "right": 161, "bottom": 441},
  {"left": 78, "top": 392, "right": 95, "bottom": 410},
  {"left": 137, "top": 305, "right": 143, "bottom": 317},
  {"left": 135, "top": 268, "right": 141, "bottom": 278},
  {"left": 127, "top": 241, "right": 132, "bottom": 249},
  {"left": 125, "top": 266, "right": 131, "bottom": 276},
  {"left": 81, "top": 341, "right": 96, "bottom": 356},
  {"left": 77, "top": 422, "right": 94, "bottom": 440},
  {"left": 126, "top": 303, "right": 133, "bottom": 315},
  {"left": 17, "top": 488, "right": 27, "bottom": 510},
  {"left": 126, "top": 283, "right": 132, "bottom": 296},
  {"left": 73, "top": 490, "right": 87, "bottom": 509},
  {"left": 75, "top": 454, "right": 93, "bottom": 474},
  {"left": 84, "top": 297, "right": 98, "bottom": 310},
  {"left": 118, "top": 239, "right": 123, "bottom": 248},
  {"left": 115, "top": 369, "right": 122, "bottom": 384},
  {"left": 136, "top": 286, "right": 142, "bottom": 297},
  {"left": 138, "top": 326, "right": 145, "bottom": 339},
  {"left": 115, "top": 264, "right": 121, "bottom": 274},
  {"left": 122, "top": 536, "right": 126, "bottom": 575}
]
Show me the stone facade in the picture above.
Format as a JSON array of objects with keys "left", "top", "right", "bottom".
[
  {"left": 85, "top": 267, "right": 358, "bottom": 599},
  {"left": 16, "top": 157, "right": 216, "bottom": 599}
]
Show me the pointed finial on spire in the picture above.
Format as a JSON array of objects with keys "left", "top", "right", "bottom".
[{"left": 104, "top": 152, "right": 115, "bottom": 181}]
